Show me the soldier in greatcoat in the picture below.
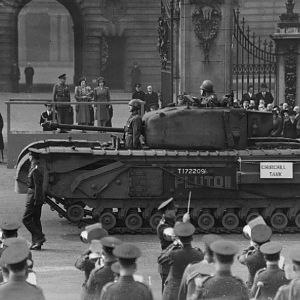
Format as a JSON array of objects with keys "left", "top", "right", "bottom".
[
  {"left": 100, "top": 243, "right": 153, "bottom": 300},
  {"left": 251, "top": 242, "right": 289, "bottom": 300}
]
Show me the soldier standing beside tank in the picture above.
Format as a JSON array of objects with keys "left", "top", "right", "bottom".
[
  {"left": 22, "top": 151, "right": 46, "bottom": 250},
  {"left": 162, "top": 222, "right": 203, "bottom": 300},
  {"left": 52, "top": 74, "right": 72, "bottom": 127},
  {"left": 198, "top": 80, "right": 219, "bottom": 107},
  {"left": 124, "top": 99, "right": 143, "bottom": 149}
]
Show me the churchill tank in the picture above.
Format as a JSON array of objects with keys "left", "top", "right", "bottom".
[{"left": 15, "top": 106, "right": 300, "bottom": 233}]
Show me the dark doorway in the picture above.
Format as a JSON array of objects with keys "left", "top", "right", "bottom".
[{"left": 105, "top": 37, "right": 126, "bottom": 90}]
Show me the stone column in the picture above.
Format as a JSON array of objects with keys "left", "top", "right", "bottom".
[
  {"left": 18, "top": 14, "right": 26, "bottom": 64},
  {"left": 272, "top": 0, "right": 300, "bottom": 107},
  {"left": 179, "top": 0, "right": 238, "bottom": 98},
  {"left": 60, "top": 14, "right": 69, "bottom": 61},
  {"left": 49, "top": 14, "right": 59, "bottom": 62}
]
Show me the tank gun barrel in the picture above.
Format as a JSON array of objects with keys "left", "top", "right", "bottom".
[{"left": 50, "top": 123, "right": 125, "bottom": 133}]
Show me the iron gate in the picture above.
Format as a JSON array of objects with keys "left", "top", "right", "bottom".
[
  {"left": 158, "top": 0, "right": 173, "bottom": 107},
  {"left": 232, "top": 9, "right": 277, "bottom": 101}
]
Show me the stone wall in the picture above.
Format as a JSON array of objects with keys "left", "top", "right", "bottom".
[
  {"left": 239, "top": 0, "right": 300, "bottom": 39},
  {"left": 0, "top": 0, "right": 161, "bottom": 92}
]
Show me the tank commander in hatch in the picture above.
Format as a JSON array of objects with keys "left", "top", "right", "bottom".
[
  {"left": 192, "top": 80, "right": 219, "bottom": 107},
  {"left": 199, "top": 80, "right": 219, "bottom": 107}
]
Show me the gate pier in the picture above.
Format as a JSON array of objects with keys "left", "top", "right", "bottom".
[
  {"left": 179, "top": 0, "right": 238, "bottom": 98},
  {"left": 272, "top": 0, "right": 300, "bottom": 107}
]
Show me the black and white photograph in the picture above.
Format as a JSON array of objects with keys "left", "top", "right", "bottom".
[{"left": 1, "top": 0, "right": 300, "bottom": 299}]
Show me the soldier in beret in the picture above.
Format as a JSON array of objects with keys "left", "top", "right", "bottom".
[
  {"left": 178, "top": 234, "right": 222, "bottom": 300},
  {"left": 85, "top": 236, "right": 122, "bottom": 300},
  {"left": 274, "top": 246, "right": 300, "bottom": 300},
  {"left": 250, "top": 242, "right": 289, "bottom": 300},
  {"left": 238, "top": 217, "right": 272, "bottom": 288},
  {"left": 100, "top": 243, "right": 153, "bottom": 300},
  {"left": 156, "top": 197, "right": 177, "bottom": 291},
  {"left": 196, "top": 240, "right": 249, "bottom": 300},
  {"left": 162, "top": 222, "right": 203, "bottom": 300},
  {"left": 0, "top": 238, "right": 45, "bottom": 300},
  {"left": 75, "top": 223, "right": 108, "bottom": 300}
]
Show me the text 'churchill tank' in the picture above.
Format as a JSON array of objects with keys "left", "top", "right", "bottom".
[{"left": 15, "top": 105, "right": 300, "bottom": 234}]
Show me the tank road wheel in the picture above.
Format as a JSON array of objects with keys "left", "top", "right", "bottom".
[
  {"left": 222, "top": 212, "right": 239, "bottom": 231},
  {"left": 246, "top": 212, "right": 260, "bottom": 224},
  {"left": 149, "top": 213, "right": 162, "bottom": 230},
  {"left": 197, "top": 212, "right": 215, "bottom": 231},
  {"left": 270, "top": 211, "right": 288, "bottom": 230},
  {"left": 66, "top": 204, "right": 84, "bottom": 223},
  {"left": 125, "top": 213, "right": 143, "bottom": 231},
  {"left": 294, "top": 213, "right": 300, "bottom": 228},
  {"left": 99, "top": 212, "right": 117, "bottom": 231}
]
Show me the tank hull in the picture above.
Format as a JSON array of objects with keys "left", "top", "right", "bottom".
[{"left": 15, "top": 143, "right": 300, "bottom": 233}]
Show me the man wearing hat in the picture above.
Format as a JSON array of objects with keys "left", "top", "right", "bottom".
[
  {"left": 251, "top": 242, "right": 289, "bottom": 300},
  {"left": 52, "top": 74, "right": 72, "bottom": 127},
  {"left": 85, "top": 236, "right": 122, "bottom": 300},
  {"left": 255, "top": 82, "right": 274, "bottom": 107},
  {"left": 157, "top": 197, "right": 177, "bottom": 290},
  {"left": 39, "top": 102, "right": 57, "bottom": 131},
  {"left": 22, "top": 151, "right": 46, "bottom": 251},
  {"left": 274, "top": 246, "right": 300, "bottom": 300},
  {"left": 162, "top": 222, "right": 203, "bottom": 300},
  {"left": 178, "top": 234, "right": 222, "bottom": 300},
  {"left": 125, "top": 99, "right": 143, "bottom": 149},
  {"left": 0, "top": 221, "right": 21, "bottom": 243},
  {"left": 0, "top": 221, "right": 21, "bottom": 283},
  {"left": 0, "top": 238, "right": 45, "bottom": 300},
  {"left": 99, "top": 243, "right": 153, "bottom": 300},
  {"left": 132, "top": 83, "right": 145, "bottom": 102},
  {"left": 238, "top": 217, "right": 272, "bottom": 288},
  {"left": 197, "top": 240, "right": 249, "bottom": 299},
  {"left": 75, "top": 223, "right": 108, "bottom": 298}
]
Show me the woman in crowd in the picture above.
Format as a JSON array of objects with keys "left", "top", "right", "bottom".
[
  {"left": 93, "top": 77, "right": 111, "bottom": 127},
  {"left": 75, "top": 77, "right": 93, "bottom": 127}
]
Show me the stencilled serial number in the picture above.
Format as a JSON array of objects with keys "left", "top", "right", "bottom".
[{"left": 177, "top": 168, "right": 208, "bottom": 175}]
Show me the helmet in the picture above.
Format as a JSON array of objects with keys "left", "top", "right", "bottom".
[
  {"left": 129, "top": 99, "right": 142, "bottom": 109},
  {"left": 200, "top": 80, "right": 214, "bottom": 93}
]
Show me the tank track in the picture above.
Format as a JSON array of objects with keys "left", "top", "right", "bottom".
[{"left": 45, "top": 196, "right": 300, "bottom": 234}]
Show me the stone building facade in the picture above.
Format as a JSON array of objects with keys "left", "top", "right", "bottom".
[
  {"left": 0, "top": 0, "right": 300, "bottom": 93},
  {"left": 0, "top": 0, "right": 161, "bottom": 92}
]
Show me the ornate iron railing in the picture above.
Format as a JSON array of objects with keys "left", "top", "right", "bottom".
[{"left": 232, "top": 9, "right": 277, "bottom": 100}]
